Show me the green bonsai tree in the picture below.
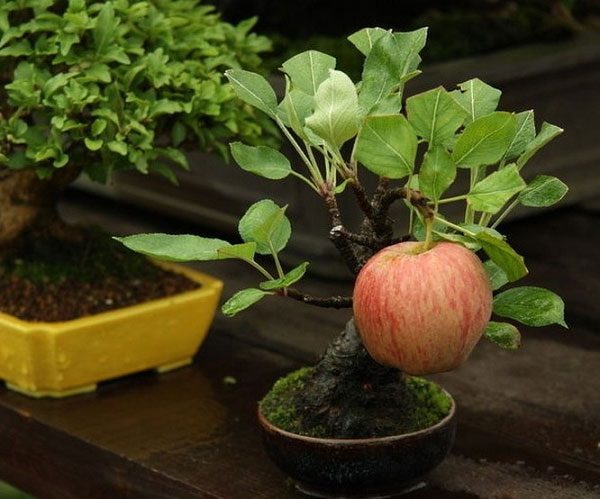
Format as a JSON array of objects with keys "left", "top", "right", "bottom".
[
  {"left": 0, "top": 0, "right": 272, "bottom": 250},
  {"left": 118, "top": 27, "right": 568, "bottom": 437}
]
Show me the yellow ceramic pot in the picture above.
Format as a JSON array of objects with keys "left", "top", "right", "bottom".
[{"left": 0, "top": 263, "right": 222, "bottom": 398}]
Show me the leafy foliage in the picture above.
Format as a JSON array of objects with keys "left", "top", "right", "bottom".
[
  {"left": 484, "top": 322, "right": 521, "bottom": 350},
  {"left": 0, "top": 0, "right": 272, "bottom": 181},
  {"left": 118, "top": 26, "right": 568, "bottom": 343}
]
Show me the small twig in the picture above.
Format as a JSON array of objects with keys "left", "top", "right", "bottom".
[
  {"left": 369, "top": 178, "right": 393, "bottom": 238},
  {"left": 284, "top": 288, "right": 353, "bottom": 308},
  {"left": 375, "top": 187, "right": 433, "bottom": 225},
  {"left": 349, "top": 177, "right": 376, "bottom": 220},
  {"left": 372, "top": 177, "right": 391, "bottom": 207},
  {"left": 331, "top": 226, "right": 381, "bottom": 250},
  {"left": 324, "top": 192, "right": 361, "bottom": 274}
]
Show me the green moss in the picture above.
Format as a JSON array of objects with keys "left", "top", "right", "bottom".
[
  {"left": 259, "top": 367, "right": 315, "bottom": 435},
  {"left": 403, "top": 376, "right": 453, "bottom": 431},
  {"left": 260, "top": 368, "right": 452, "bottom": 438}
]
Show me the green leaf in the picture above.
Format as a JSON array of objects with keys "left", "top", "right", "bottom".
[
  {"left": 6, "top": 151, "right": 29, "bottom": 170},
  {"left": 54, "top": 153, "right": 69, "bottom": 168},
  {"left": 358, "top": 31, "right": 425, "bottom": 114},
  {"left": 85, "top": 63, "right": 111, "bottom": 83},
  {"left": 238, "top": 199, "right": 291, "bottom": 255},
  {"left": 335, "top": 178, "right": 351, "bottom": 194},
  {"left": 305, "top": 69, "right": 359, "bottom": 149},
  {"left": 158, "top": 148, "right": 188, "bottom": 168},
  {"left": 434, "top": 231, "right": 479, "bottom": 250},
  {"left": 115, "top": 234, "right": 231, "bottom": 262},
  {"left": 406, "top": 87, "right": 467, "bottom": 146},
  {"left": 484, "top": 321, "right": 521, "bottom": 350},
  {"left": 43, "top": 73, "right": 76, "bottom": 97},
  {"left": 217, "top": 242, "right": 257, "bottom": 261},
  {"left": 503, "top": 110, "right": 535, "bottom": 161},
  {"left": 355, "top": 114, "right": 417, "bottom": 179},
  {"left": 347, "top": 27, "right": 388, "bottom": 55},
  {"left": 493, "top": 286, "right": 567, "bottom": 328},
  {"left": 476, "top": 232, "right": 528, "bottom": 282},
  {"left": 452, "top": 112, "right": 517, "bottom": 168},
  {"left": 103, "top": 46, "right": 130, "bottom": 65},
  {"left": 279, "top": 85, "right": 314, "bottom": 138},
  {"left": 107, "top": 141, "right": 127, "bottom": 156},
  {"left": 483, "top": 260, "right": 509, "bottom": 291},
  {"left": 230, "top": 142, "right": 291, "bottom": 180},
  {"left": 84, "top": 137, "right": 103, "bottom": 151},
  {"left": 467, "top": 164, "right": 526, "bottom": 213},
  {"left": 281, "top": 50, "right": 336, "bottom": 95},
  {"left": 451, "top": 78, "right": 501, "bottom": 123},
  {"left": 171, "top": 121, "right": 186, "bottom": 147},
  {"left": 222, "top": 288, "right": 270, "bottom": 317},
  {"left": 393, "top": 28, "right": 428, "bottom": 77},
  {"left": 91, "top": 119, "right": 106, "bottom": 136},
  {"left": 519, "top": 175, "right": 568, "bottom": 208},
  {"left": 516, "top": 122, "right": 563, "bottom": 169},
  {"left": 357, "top": 29, "right": 427, "bottom": 114},
  {"left": 94, "top": 2, "right": 115, "bottom": 54},
  {"left": 0, "top": 40, "right": 33, "bottom": 57},
  {"left": 151, "top": 162, "right": 178, "bottom": 185},
  {"left": 225, "top": 69, "right": 278, "bottom": 117},
  {"left": 149, "top": 99, "right": 184, "bottom": 118},
  {"left": 419, "top": 146, "right": 456, "bottom": 201},
  {"left": 260, "top": 262, "right": 309, "bottom": 290}
]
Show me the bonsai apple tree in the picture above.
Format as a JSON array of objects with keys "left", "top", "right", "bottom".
[
  {"left": 118, "top": 27, "right": 568, "bottom": 437},
  {"left": 0, "top": 0, "right": 272, "bottom": 251}
]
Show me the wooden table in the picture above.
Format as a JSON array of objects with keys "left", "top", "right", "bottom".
[{"left": 0, "top": 193, "right": 599, "bottom": 498}]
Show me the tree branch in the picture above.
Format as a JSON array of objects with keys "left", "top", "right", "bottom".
[
  {"left": 349, "top": 178, "right": 375, "bottom": 220},
  {"left": 324, "top": 192, "right": 362, "bottom": 275},
  {"left": 331, "top": 226, "right": 381, "bottom": 250},
  {"left": 373, "top": 187, "right": 433, "bottom": 230},
  {"left": 284, "top": 288, "right": 353, "bottom": 308}
]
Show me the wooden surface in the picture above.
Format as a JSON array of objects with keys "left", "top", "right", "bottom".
[{"left": 0, "top": 192, "right": 599, "bottom": 498}]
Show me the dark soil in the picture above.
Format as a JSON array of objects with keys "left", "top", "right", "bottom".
[
  {"left": 0, "top": 229, "right": 199, "bottom": 322},
  {"left": 260, "top": 320, "right": 452, "bottom": 439}
]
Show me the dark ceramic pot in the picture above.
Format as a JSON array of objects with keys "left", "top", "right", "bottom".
[{"left": 258, "top": 391, "right": 456, "bottom": 498}]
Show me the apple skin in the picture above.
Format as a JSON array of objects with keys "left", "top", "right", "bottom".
[{"left": 353, "top": 241, "right": 492, "bottom": 375}]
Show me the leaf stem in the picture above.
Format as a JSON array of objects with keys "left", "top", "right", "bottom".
[
  {"left": 465, "top": 167, "right": 479, "bottom": 223},
  {"left": 436, "top": 194, "right": 468, "bottom": 205},
  {"left": 269, "top": 241, "right": 285, "bottom": 279},
  {"left": 423, "top": 217, "right": 434, "bottom": 251},
  {"left": 275, "top": 117, "right": 322, "bottom": 183},
  {"left": 242, "top": 258, "right": 275, "bottom": 281},
  {"left": 434, "top": 215, "right": 477, "bottom": 237},
  {"left": 491, "top": 198, "right": 520, "bottom": 229},
  {"left": 289, "top": 170, "right": 319, "bottom": 192}
]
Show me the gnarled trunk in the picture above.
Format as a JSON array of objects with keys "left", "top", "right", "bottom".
[
  {"left": 0, "top": 166, "right": 82, "bottom": 253},
  {"left": 294, "top": 319, "right": 406, "bottom": 438}
]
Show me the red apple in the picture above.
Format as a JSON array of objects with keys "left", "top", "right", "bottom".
[{"left": 353, "top": 241, "right": 492, "bottom": 375}]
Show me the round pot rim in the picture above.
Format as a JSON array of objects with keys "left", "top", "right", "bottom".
[{"left": 258, "top": 386, "right": 456, "bottom": 446}]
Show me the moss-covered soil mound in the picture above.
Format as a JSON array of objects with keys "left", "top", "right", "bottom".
[{"left": 260, "top": 367, "right": 452, "bottom": 439}]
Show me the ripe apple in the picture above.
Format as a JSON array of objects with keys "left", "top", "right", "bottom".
[{"left": 353, "top": 241, "right": 492, "bottom": 375}]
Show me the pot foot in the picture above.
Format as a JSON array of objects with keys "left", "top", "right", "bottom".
[
  {"left": 295, "top": 480, "right": 427, "bottom": 498},
  {"left": 155, "top": 358, "right": 192, "bottom": 373},
  {"left": 5, "top": 382, "right": 97, "bottom": 399}
]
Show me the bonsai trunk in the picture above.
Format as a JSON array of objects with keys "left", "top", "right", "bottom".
[
  {"left": 0, "top": 166, "right": 82, "bottom": 254},
  {"left": 294, "top": 319, "right": 405, "bottom": 438}
]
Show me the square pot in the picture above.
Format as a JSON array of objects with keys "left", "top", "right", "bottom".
[{"left": 0, "top": 263, "right": 222, "bottom": 398}]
